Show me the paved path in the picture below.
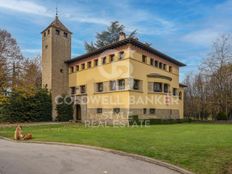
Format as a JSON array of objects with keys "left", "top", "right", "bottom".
[{"left": 0, "top": 139, "right": 180, "bottom": 174}]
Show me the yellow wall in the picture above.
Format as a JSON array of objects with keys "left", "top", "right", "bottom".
[{"left": 68, "top": 43, "right": 184, "bottom": 120}]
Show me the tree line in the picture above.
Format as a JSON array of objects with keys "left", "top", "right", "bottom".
[
  {"left": 0, "top": 29, "right": 52, "bottom": 122},
  {"left": 184, "top": 34, "right": 232, "bottom": 120}
]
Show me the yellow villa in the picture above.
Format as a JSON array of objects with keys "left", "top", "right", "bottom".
[{"left": 41, "top": 16, "right": 186, "bottom": 124}]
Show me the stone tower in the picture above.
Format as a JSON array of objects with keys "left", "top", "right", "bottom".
[{"left": 41, "top": 16, "right": 72, "bottom": 120}]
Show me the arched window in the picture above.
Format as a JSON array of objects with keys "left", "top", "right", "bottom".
[{"left": 179, "top": 91, "right": 182, "bottom": 100}]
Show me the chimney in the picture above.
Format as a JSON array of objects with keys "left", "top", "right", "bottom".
[{"left": 119, "top": 32, "right": 126, "bottom": 41}]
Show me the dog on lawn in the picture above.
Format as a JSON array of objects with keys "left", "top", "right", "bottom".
[{"left": 14, "top": 125, "right": 32, "bottom": 140}]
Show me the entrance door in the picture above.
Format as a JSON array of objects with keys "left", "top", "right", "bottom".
[{"left": 76, "top": 104, "right": 81, "bottom": 121}]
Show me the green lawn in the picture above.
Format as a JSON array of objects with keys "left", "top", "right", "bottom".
[{"left": 0, "top": 123, "right": 232, "bottom": 174}]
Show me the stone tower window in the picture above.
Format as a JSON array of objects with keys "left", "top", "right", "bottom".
[
  {"left": 47, "top": 29, "right": 50, "bottom": 35},
  {"left": 60, "top": 69, "right": 63, "bottom": 73},
  {"left": 43, "top": 32, "right": 46, "bottom": 37},
  {"left": 56, "top": 29, "right": 60, "bottom": 35},
  {"left": 64, "top": 32, "right": 68, "bottom": 38}
]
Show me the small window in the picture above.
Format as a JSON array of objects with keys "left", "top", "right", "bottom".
[
  {"left": 150, "top": 58, "right": 153, "bottom": 65},
  {"left": 70, "top": 67, "right": 74, "bottom": 73},
  {"left": 164, "top": 84, "right": 169, "bottom": 93},
  {"left": 155, "top": 60, "right": 158, "bottom": 67},
  {"left": 113, "top": 108, "right": 120, "bottom": 114},
  {"left": 154, "top": 82, "right": 162, "bottom": 92},
  {"left": 142, "top": 55, "right": 146, "bottom": 63},
  {"left": 94, "top": 59, "right": 98, "bottom": 66},
  {"left": 173, "top": 88, "right": 177, "bottom": 96},
  {"left": 76, "top": 65, "right": 79, "bottom": 71},
  {"left": 102, "top": 57, "right": 106, "bottom": 64},
  {"left": 87, "top": 61, "right": 92, "bottom": 68},
  {"left": 43, "top": 32, "right": 46, "bottom": 37},
  {"left": 64, "top": 32, "right": 68, "bottom": 38},
  {"left": 179, "top": 91, "right": 182, "bottom": 100},
  {"left": 60, "top": 69, "right": 63, "bottom": 73},
  {"left": 47, "top": 29, "right": 50, "bottom": 35},
  {"left": 163, "top": 64, "right": 166, "bottom": 70},
  {"left": 96, "top": 82, "right": 104, "bottom": 92},
  {"left": 81, "top": 63, "right": 85, "bottom": 70},
  {"left": 133, "top": 79, "right": 140, "bottom": 90},
  {"left": 159, "top": 62, "right": 163, "bottom": 69},
  {"left": 56, "top": 29, "right": 60, "bottom": 35},
  {"left": 169, "top": 66, "right": 172, "bottom": 72},
  {"left": 119, "top": 51, "right": 124, "bottom": 60},
  {"left": 143, "top": 108, "right": 147, "bottom": 114},
  {"left": 45, "top": 45, "right": 48, "bottom": 49},
  {"left": 110, "top": 80, "right": 116, "bottom": 91},
  {"left": 80, "top": 85, "right": 86, "bottom": 94},
  {"left": 150, "top": 109, "right": 156, "bottom": 114},
  {"left": 118, "top": 79, "right": 125, "bottom": 90},
  {"left": 70, "top": 87, "right": 76, "bottom": 94},
  {"left": 110, "top": 54, "right": 114, "bottom": 62},
  {"left": 97, "top": 108, "right": 102, "bottom": 114}
]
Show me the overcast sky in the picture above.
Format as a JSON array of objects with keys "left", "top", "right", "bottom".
[{"left": 0, "top": 0, "right": 232, "bottom": 81}]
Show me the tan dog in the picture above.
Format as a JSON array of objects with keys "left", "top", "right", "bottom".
[
  {"left": 14, "top": 125, "right": 32, "bottom": 140},
  {"left": 23, "top": 133, "right": 32, "bottom": 140},
  {"left": 14, "top": 125, "right": 23, "bottom": 140}
]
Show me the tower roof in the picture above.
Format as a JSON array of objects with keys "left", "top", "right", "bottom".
[{"left": 41, "top": 16, "right": 72, "bottom": 34}]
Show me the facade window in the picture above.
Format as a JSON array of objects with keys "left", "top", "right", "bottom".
[
  {"left": 102, "top": 57, "right": 106, "bottom": 64},
  {"left": 169, "top": 66, "right": 172, "bottom": 72},
  {"left": 133, "top": 79, "right": 140, "bottom": 90},
  {"left": 110, "top": 80, "right": 116, "bottom": 91},
  {"left": 110, "top": 54, "right": 115, "bottom": 62},
  {"left": 70, "top": 67, "right": 74, "bottom": 73},
  {"left": 70, "top": 87, "right": 76, "bottom": 94},
  {"left": 80, "top": 85, "right": 86, "bottom": 94},
  {"left": 56, "top": 29, "right": 60, "bottom": 35},
  {"left": 155, "top": 60, "right": 158, "bottom": 67},
  {"left": 43, "top": 32, "right": 46, "bottom": 37},
  {"left": 142, "top": 55, "right": 147, "bottom": 63},
  {"left": 47, "top": 29, "right": 50, "bottom": 35},
  {"left": 81, "top": 63, "right": 85, "bottom": 70},
  {"left": 119, "top": 51, "right": 124, "bottom": 60},
  {"left": 163, "top": 64, "right": 166, "bottom": 70},
  {"left": 154, "top": 82, "right": 162, "bottom": 92},
  {"left": 143, "top": 108, "right": 147, "bottom": 114},
  {"left": 164, "top": 83, "right": 169, "bottom": 93},
  {"left": 173, "top": 88, "right": 177, "bottom": 96},
  {"left": 76, "top": 65, "right": 79, "bottom": 71},
  {"left": 97, "top": 108, "right": 102, "bottom": 114},
  {"left": 87, "top": 61, "right": 92, "bottom": 68},
  {"left": 96, "top": 82, "right": 103, "bottom": 92},
  {"left": 150, "top": 58, "right": 153, "bottom": 65},
  {"left": 179, "top": 91, "right": 182, "bottom": 100},
  {"left": 150, "top": 108, "right": 156, "bottom": 114},
  {"left": 64, "top": 32, "right": 68, "bottom": 38},
  {"left": 113, "top": 108, "right": 120, "bottom": 114},
  {"left": 94, "top": 59, "right": 98, "bottom": 66},
  {"left": 118, "top": 79, "right": 125, "bottom": 90},
  {"left": 159, "top": 62, "right": 163, "bottom": 69}
]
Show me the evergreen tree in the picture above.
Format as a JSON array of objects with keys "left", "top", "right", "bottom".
[{"left": 85, "top": 21, "right": 137, "bottom": 52}]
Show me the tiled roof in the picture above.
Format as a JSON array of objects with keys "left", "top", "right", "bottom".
[
  {"left": 41, "top": 16, "right": 72, "bottom": 34},
  {"left": 65, "top": 38, "right": 186, "bottom": 66}
]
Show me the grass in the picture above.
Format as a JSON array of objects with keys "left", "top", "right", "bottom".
[{"left": 1, "top": 123, "right": 232, "bottom": 174}]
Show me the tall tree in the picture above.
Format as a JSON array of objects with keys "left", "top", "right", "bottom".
[
  {"left": 0, "top": 29, "right": 23, "bottom": 91},
  {"left": 85, "top": 21, "right": 137, "bottom": 52}
]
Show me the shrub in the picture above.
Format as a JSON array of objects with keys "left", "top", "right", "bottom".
[
  {"left": 216, "top": 112, "right": 228, "bottom": 120},
  {"left": 0, "top": 88, "right": 52, "bottom": 122},
  {"left": 56, "top": 96, "right": 73, "bottom": 121}
]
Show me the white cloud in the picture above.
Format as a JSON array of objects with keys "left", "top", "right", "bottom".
[
  {"left": 0, "top": 0, "right": 52, "bottom": 16},
  {"left": 182, "top": 29, "right": 220, "bottom": 46}
]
